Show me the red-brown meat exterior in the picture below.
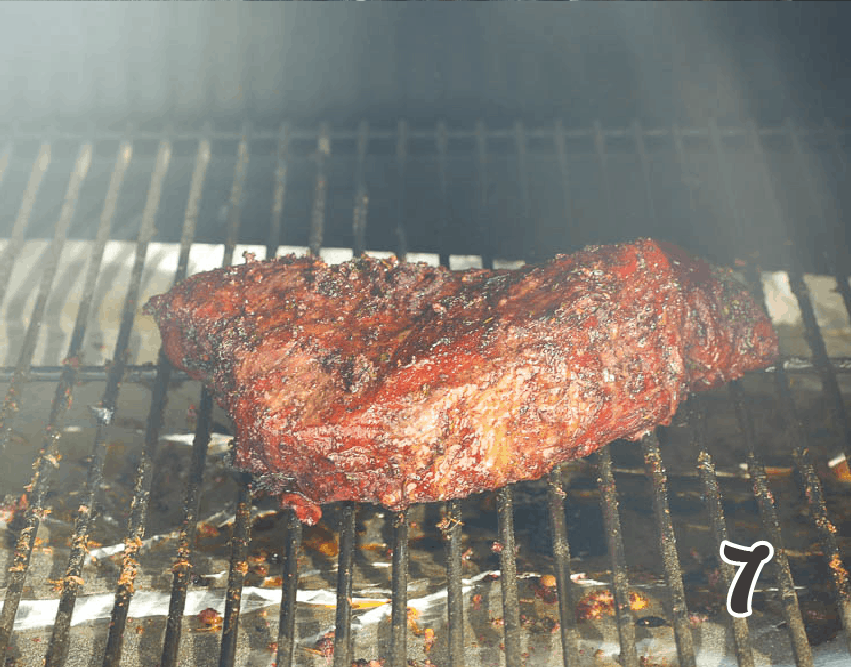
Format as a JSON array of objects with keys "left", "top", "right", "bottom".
[{"left": 144, "top": 239, "right": 778, "bottom": 524}]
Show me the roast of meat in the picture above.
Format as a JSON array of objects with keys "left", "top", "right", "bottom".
[{"left": 144, "top": 239, "right": 779, "bottom": 524}]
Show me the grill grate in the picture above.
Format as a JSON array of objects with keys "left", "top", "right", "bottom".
[{"left": 0, "top": 119, "right": 850, "bottom": 667}]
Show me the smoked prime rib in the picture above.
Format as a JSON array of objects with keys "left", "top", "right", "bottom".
[{"left": 144, "top": 239, "right": 779, "bottom": 524}]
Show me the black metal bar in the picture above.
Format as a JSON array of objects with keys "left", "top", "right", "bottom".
[
  {"left": 0, "top": 140, "right": 51, "bottom": 309},
  {"left": 554, "top": 119, "right": 572, "bottom": 243},
  {"left": 708, "top": 118, "right": 747, "bottom": 249},
  {"left": 308, "top": 122, "right": 330, "bottom": 258},
  {"left": 4, "top": 121, "right": 843, "bottom": 145},
  {"left": 445, "top": 499, "right": 465, "bottom": 667},
  {"left": 0, "top": 142, "right": 91, "bottom": 455},
  {"left": 593, "top": 120, "right": 616, "bottom": 228},
  {"left": 222, "top": 124, "right": 250, "bottom": 268},
  {"left": 595, "top": 446, "right": 639, "bottom": 667},
  {"left": 514, "top": 121, "right": 533, "bottom": 262},
  {"left": 267, "top": 122, "right": 290, "bottom": 261},
  {"left": 496, "top": 486, "right": 522, "bottom": 667},
  {"left": 389, "top": 510, "right": 409, "bottom": 667},
  {"left": 102, "top": 130, "right": 210, "bottom": 667},
  {"left": 395, "top": 120, "right": 409, "bottom": 261},
  {"left": 436, "top": 121, "right": 450, "bottom": 268},
  {"left": 0, "top": 139, "right": 11, "bottom": 187},
  {"left": 776, "top": 367, "right": 851, "bottom": 652},
  {"left": 352, "top": 120, "right": 370, "bottom": 258},
  {"left": 641, "top": 431, "right": 696, "bottom": 667},
  {"left": 0, "top": 138, "right": 130, "bottom": 660},
  {"left": 633, "top": 120, "right": 659, "bottom": 232},
  {"left": 219, "top": 474, "right": 253, "bottom": 667},
  {"left": 160, "top": 388, "right": 213, "bottom": 667},
  {"left": 474, "top": 120, "right": 491, "bottom": 270},
  {"left": 44, "top": 137, "right": 171, "bottom": 667},
  {"left": 276, "top": 510, "right": 302, "bottom": 667},
  {"left": 695, "top": 402, "right": 756, "bottom": 667},
  {"left": 547, "top": 465, "right": 580, "bottom": 667},
  {"left": 333, "top": 502, "right": 356, "bottom": 667},
  {"left": 729, "top": 381, "right": 814, "bottom": 667}
]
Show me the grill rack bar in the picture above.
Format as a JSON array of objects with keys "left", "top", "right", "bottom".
[
  {"left": 333, "top": 502, "right": 356, "bottom": 667},
  {"left": 4, "top": 119, "right": 849, "bottom": 145},
  {"left": 219, "top": 475, "right": 253, "bottom": 667},
  {"left": 547, "top": 465, "right": 580, "bottom": 667},
  {"left": 444, "top": 499, "right": 466, "bottom": 667},
  {"left": 102, "top": 129, "right": 210, "bottom": 667},
  {"left": 0, "top": 140, "right": 90, "bottom": 453},
  {"left": 0, "top": 137, "right": 130, "bottom": 659},
  {"left": 352, "top": 120, "right": 370, "bottom": 258},
  {"left": 389, "top": 510, "right": 409, "bottom": 667},
  {"left": 730, "top": 381, "right": 814, "bottom": 667},
  {"left": 275, "top": 509, "right": 302, "bottom": 667},
  {"left": 496, "top": 486, "right": 522, "bottom": 666},
  {"left": 695, "top": 402, "right": 757, "bottom": 667},
  {"left": 44, "top": 137, "right": 172, "bottom": 667},
  {"left": 641, "top": 431, "right": 697, "bottom": 667},
  {"left": 395, "top": 120, "right": 409, "bottom": 260},
  {"left": 267, "top": 122, "right": 290, "bottom": 262}
]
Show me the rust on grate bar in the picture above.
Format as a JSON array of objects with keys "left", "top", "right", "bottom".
[
  {"left": 0, "top": 136, "right": 131, "bottom": 661},
  {"left": 276, "top": 509, "right": 303, "bottom": 667},
  {"left": 445, "top": 499, "right": 466, "bottom": 667},
  {"left": 695, "top": 402, "right": 756, "bottom": 667},
  {"left": 596, "top": 445, "right": 640, "bottom": 667},
  {"left": 0, "top": 141, "right": 91, "bottom": 454},
  {"left": 547, "top": 464, "right": 580, "bottom": 667},
  {"left": 641, "top": 431, "right": 697, "bottom": 667},
  {"left": 102, "top": 129, "right": 211, "bottom": 667},
  {"left": 309, "top": 122, "right": 331, "bottom": 258},
  {"left": 395, "top": 120, "right": 409, "bottom": 261},
  {"left": 496, "top": 485, "right": 522, "bottom": 666},
  {"left": 352, "top": 121, "right": 370, "bottom": 258},
  {"left": 267, "top": 122, "right": 290, "bottom": 262},
  {"left": 334, "top": 502, "right": 356, "bottom": 667},
  {"left": 730, "top": 381, "right": 814, "bottom": 667},
  {"left": 390, "top": 510, "right": 410, "bottom": 667},
  {"left": 44, "top": 136, "right": 172, "bottom": 667},
  {"left": 160, "top": 388, "right": 214, "bottom": 667}
]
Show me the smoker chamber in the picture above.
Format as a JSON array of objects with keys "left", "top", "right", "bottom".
[{"left": 0, "top": 119, "right": 850, "bottom": 667}]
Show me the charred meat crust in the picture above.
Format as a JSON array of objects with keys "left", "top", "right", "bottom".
[{"left": 144, "top": 239, "right": 779, "bottom": 524}]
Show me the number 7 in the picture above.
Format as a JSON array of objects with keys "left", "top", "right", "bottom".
[{"left": 719, "top": 540, "right": 774, "bottom": 618}]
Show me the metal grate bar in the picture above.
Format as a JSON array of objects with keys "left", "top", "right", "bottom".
[
  {"left": 102, "top": 132, "right": 210, "bottom": 667},
  {"left": 514, "top": 121, "right": 532, "bottom": 262},
  {"left": 395, "top": 120, "right": 409, "bottom": 261},
  {"left": 352, "top": 121, "right": 370, "bottom": 258},
  {"left": 219, "top": 475, "right": 253, "bottom": 667},
  {"left": 309, "top": 123, "right": 330, "bottom": 257},
  {"left": 0, "top": 141, "right": 91, "bottom": 454},
  {"left": 632, "top": 120, "right": 660, "bottom": 232},
  {"left": 0, "top": 139, "right": 11, "bottom": 187},
  {"left": 641, "top": 431, "right": 697, "bottom": 667},
  {"left": 474, "top": 120, "right": 492, "bottom": 270},
  {"left": 0, "top": 138, "right": 130, "bottom": 660},
  {"left": 6, "top": 121, "right": 846, "bottom": 145},
  {"left": 267, "top": 122, "right": 290, "bottom": 261},
  {"left": 222, "top": 124, "right": 251, "bottom": 268},
  {"left": 729, "top": 381, "right": 814, "bottom": 667},
  {"left": 161, "top": 388, "right": 214, "bottom": 667},
  {"left": 333, "top": 502, "right": 356, "bottom": 667},
  {"left": 389, "top": 510, "right": 409, "bottom": 667},
  {"left": 554, "top": 120, "right": 572, "bottom": 235},
  {"left": 547, "top": 465, "right": 580, "bottom": 667},
  {"left": 445, "top": 499, "right": 466, "bottom": 667},
  {"left": 595, "top": 446, "right": 639, "bottom": 667},
  {"left": 0, "top": 141, "right": 51, "bottom": 309},
  {"left": 593, "top": 120, "right": 617, "bottom": 226},
  {"left": 44, "top": 137, "right": 171, "bottom": 667},
  {"left": 695, "top": 401, "right": 756, "bottom": 667},
  {"left": 436, "top": 122, "right": 450, "bottom": 268},
  {"left": 496, "top": 486, "right": 522, "bottom": 666},
  {"left": 276, "top": 510, "right": 302, "bottom": 667}
]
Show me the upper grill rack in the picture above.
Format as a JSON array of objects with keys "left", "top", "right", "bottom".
[{"left": 0, "top": 119, "right": 849, "bottom": 667}]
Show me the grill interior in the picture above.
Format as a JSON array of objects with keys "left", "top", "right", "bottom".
[{"left": 0, "top": 120, "right": 850, "bottom": 667}]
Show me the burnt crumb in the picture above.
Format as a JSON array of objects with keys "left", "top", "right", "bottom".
[{"left": 636, "top": 615, "right": 668, "bottom": 628}]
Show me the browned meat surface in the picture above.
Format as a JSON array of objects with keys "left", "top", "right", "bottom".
[{"left": 144, "top": 239, "right": 778, "bottom": 524}]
